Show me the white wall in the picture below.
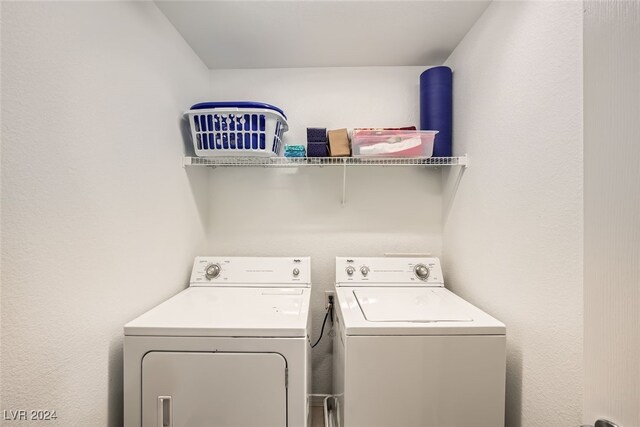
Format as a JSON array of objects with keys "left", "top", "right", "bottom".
[
  {"left": 583, "top": 1, "right": 640, "bottom": 426},
  {"left": 443, "top": 2, "right": 583, "bottom": 426},
  {"left": 1, "top": 2, "right": 209, "bottom": 425},
  {"left": 208, "top": 66, "right": 443, "bottom": 394},
  {"left": 211, "top": 66, "right": 428, "bottom": 145}
]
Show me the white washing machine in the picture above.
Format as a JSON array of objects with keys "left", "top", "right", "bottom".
[
  {"left": 124, "top": 256, "right": 312, "bottom": 427},
  {"left": 332, "top": 257, "right": 506, "bottom": 427}
]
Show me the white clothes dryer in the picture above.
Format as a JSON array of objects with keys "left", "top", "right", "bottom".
[
  {"left": 124, "top": 257, "right": 312, "bottom": 427},
  {"left": 332, "top": 257, "right": 506, "bottom": 427}
]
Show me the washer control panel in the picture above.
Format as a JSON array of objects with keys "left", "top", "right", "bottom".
[
  {"left": 190, "top": 256, "right": 310, "bottom": 287},
  {"left": 335, "top": 257, "right": 443, "bottom": 286}
]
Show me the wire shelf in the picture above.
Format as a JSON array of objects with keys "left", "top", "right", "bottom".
[{"left": 184, "top": 155, "right": 468, "bottom": 168}]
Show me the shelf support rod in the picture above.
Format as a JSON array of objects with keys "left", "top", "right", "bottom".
[
  {"left": 442, "top": 155, "right": 469, "bottom": 223},
  {"left": 341, "top": 160, "right": 347, "bottom": 206}
]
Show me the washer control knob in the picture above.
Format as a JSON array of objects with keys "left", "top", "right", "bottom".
[
  {"left": 346, "top": 266, "right": 355, "bottom": 276},
  {"left": 414, "top": 264, "right": 430, "bottom": 281},
  {"left": 293, "top": 268, "right": 300, "bottom": 277},
  {"left": 205, "top": 263, "right": 221, "bottom": 279},
  {"left": 360, "top": 266, "right": 370, "bottom": 277}
]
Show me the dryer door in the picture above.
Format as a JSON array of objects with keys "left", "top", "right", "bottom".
[{"left": 142, "top": 352, "right": 287, "bottom": 427}]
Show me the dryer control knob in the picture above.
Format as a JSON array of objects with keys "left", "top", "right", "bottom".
[
  {"left": 414, "top": 264, "right": 430, "bottom": 281},
  {"left": 360, "top": 266, "right": 370, "bottom": 276},
  {"left": 292, "top": 268, "right": 300, "bottom": 277},
  {"left": 205, "top": 263, "right": 221, "bottom": 279},
  {"left": 346, "top": 266, "right": 355, "bottom": 276}
]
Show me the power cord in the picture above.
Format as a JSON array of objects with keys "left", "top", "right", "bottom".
[{"left": 311, "top": 295, "right": 334, "bottom": 348}]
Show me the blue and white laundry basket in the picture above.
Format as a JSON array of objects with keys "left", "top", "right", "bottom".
[{"left": 185, "top": 102, "right": 288, "bottom": 157}]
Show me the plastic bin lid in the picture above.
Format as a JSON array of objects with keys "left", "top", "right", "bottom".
[{"left": 190, "top": 101, "right": 287, "bottom": 119}]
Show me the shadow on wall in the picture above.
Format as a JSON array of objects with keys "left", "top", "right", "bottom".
[
  {"left": 108, "top": 338, "right": 124, "bottom": 427},
  {"left": 505, "top": 344, "right": 523, "bottom": 427},
  {"left": 180, "top": 116, "right": 209, "bottom": 233},
  {"left": 180, "top": 115, "right": 196, "bottom": 157}
]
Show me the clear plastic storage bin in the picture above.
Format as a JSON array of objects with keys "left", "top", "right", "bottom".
[
  {"left": 185, "top": 102, "right": 288, "bottom": 157},
  {"left": 351, "top": 129, "right": 438, "bottom": 157}
]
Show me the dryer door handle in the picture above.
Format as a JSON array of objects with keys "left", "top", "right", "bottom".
[{"left": 157, "top": 396, "right": 172, "bottom": 427}]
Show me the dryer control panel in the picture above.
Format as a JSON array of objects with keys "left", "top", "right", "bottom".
[
  {"left": 190, "top": 256, "right": 311, "bottom": 287},
  {"left": 335, "top": 257, "right": 444, "bottom": 287}
]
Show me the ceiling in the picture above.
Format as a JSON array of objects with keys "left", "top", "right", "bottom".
[{"left": 155, "top": 1, "right": 491, "bottom": 69}]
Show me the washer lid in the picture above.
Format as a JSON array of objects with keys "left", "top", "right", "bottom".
[
  {"left": 334, "top": 287, "right": 505, "bottom": 336},
  {"left": 124, "top": 287, "right": 310, "bottom": 337},
  {"left": 354, "top": 288, "right": 472, "bottom": 322}
]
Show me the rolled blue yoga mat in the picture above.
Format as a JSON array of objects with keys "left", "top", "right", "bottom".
[{"left": 420, "top": 66, "right": 453, "bottom": 157}]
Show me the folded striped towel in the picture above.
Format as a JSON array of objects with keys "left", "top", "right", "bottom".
[{"left": 284, "top": 145, "right": 306, "bottom": 158}]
